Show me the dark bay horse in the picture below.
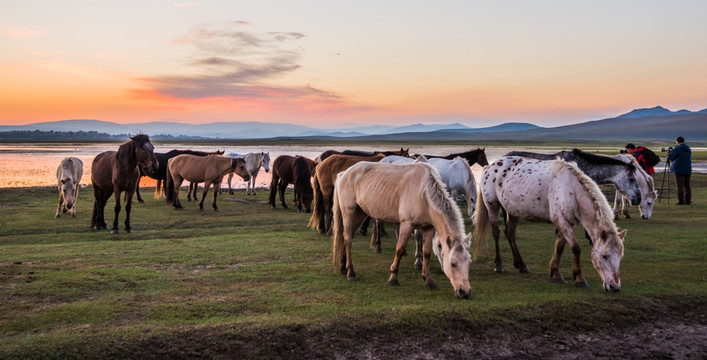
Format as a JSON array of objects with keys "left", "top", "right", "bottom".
[
  {"left": 421, "top": 147, "right": 489, "bottom": 166},
  {"left": 165, "top": 154, "right": 249, "bottom": 211},
  {"left": 135, "top": 149, "right": 223, "bottom": 203},
  {"left": 318, "top": 148, "right": 409, "bottom": 162},
  {"left": 269, "top": 155, "right": 317, "bottom": 212},
  {"left": 90, "top": 134, "right": 158, "bottom": 233},
  {"left": 309, "top": 153, "right": 386, "bottom": 234}
]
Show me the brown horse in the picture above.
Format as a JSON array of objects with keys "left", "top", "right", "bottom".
[
  {"left": 269, "top": 155, "right": 317, "bottom": 212},
  {"left": 90, "top": 134, "right": 158, "bottom": 233},
  {"left": 318, "top": 148, "right": 409, "bottom": 162},
  {"left": 309, "top": 153, "right": 386, "bottom": 234},
  {"left": 165, "top": 154, "right": 250, "bottom": 211}
]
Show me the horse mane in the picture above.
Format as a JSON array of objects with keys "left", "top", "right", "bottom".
[
  {"left": 570, "top": 149, "right": 633, "bottom": 169},
  {"left": 549, "top": 160, "right": 618, "bottom": 244},
  {"left": 115, "top": 135, "right": 147, "bottom": 168},
  {"left": 419, "top": 163, "right": 465, "bottom": 237}
]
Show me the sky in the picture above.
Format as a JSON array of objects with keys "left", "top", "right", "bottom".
[{"left": 2, "top": 1, "right": 706, "bottom": 129}]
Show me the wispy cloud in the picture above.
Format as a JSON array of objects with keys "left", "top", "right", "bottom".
[
  {"left": 131, "top": 21, "right": 365, "bottom": 115},
  {"left": 1, "top": 26, "right": 45, "bottom": 39}
]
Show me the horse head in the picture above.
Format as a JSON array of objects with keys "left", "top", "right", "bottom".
[
  {"left": 262, "top": 152, "right": 271, "bottom": 172},
  {"left": 476, "top": 148, "right": 489, "bottom": 166},
  {"left": 131, "top": 134, "right": 158, "bottom": 173},
  {"left": 59, "top": 177, "right": 78, "bottom": 210},
  {"left": 301, "top": 187, "right": 314, "bottom": 213},
  {"left": 231, "top": 158, "right": 251, "bottom": 182},
  {"left": 440, "top": 233, "right": 472, "bottom": 299},
  {"left": 398, "top": 148, "right": 410, "bottom": 157},
  {"left": 590, "top": 229, "right": 626, "bottom": 292}
]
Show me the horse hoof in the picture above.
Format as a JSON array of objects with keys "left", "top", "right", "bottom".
[
  {"left": 388, "top": 279, "right": 400, "bottom": 286},
  {"left": 553, "top": 277, "right": 568, "bottom": 284},
  {"left": 72, "top": 214, "right": 77, "bottom": 218},
  {"left": 138, "top": 200, "right": 144, "bottom": 204},
  {"left": 414, "top": 261, "right": 422, "bottom": 270},
  {"left": 625, "top": 214, "right": 631, "bottom": 219},
  {"left": 229, "top": 191, "right": 234, "bottom": 195},
  {"left": 111, "top": 229, "right": 119, "bottom": 234},
  {"left": 425, "top": 281, "right": 439, "bottom": 291},
  {"left": 519, "top": 267, "right": 530, "bottom": 273},
  {"left": 125, "top": 228, "right": 132, "bottom": 233},
  {"left": 575, "top": 281, "right": 590, "bottom": 288},
  {"left": 214, "top": 208, "right": 220, "bottom": 212},
  {"left": 347, "top": 275, "right": 356, "bottom": 282},
  {"left": 494, "top": 266, "right": 505, "bottom": 273},
  {"left": 282, "top": 205, "right": 289, "bottom": 209},
  {"left": 359, "top": 229, "right": 367, "bottom": 237},
  {"left": 55, "top": 214, "right": 61, "bottom": 218},
  {"left": 375, "top": 245, "right": 382, "bottom": 254}
]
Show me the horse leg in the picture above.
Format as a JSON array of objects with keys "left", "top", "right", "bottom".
[
  {"left": 154, "top": 179, "right": 162, "bottom": 200},
  {"left": 279, "top": 180, "right": 288, "bottom": 209},
  {"left": 370, "top": 219, "right": 383, "bottom": 253},
  {"left": 228, "top": 173, "right": 235, "bottom": 195},
  {"left": 199, "top": 181, "right": 211, "bottom": 212},
  {"left": 558, "top": 226, "right": 589, "bottom": 288},
  {"left": 123, "top": 191, "right": 134, "bottom": 233},
  {"left": 612, "top": 191, "right": 621, "bottom": 220},
  {"left": 622, "top": 196, "right": 631, "bottom": 219},
  {"left": 359, "top": 216, "right": 371, "bottom": 236},
  {"left": 56, "top": 192, "right": 64, "bottom": 218},
  {"left": 549, "top": 233, "right": 568, "bottom": 284},
  {"left": 420, "top": 228, "right": 438, "bottom": 290},
  {"left": 211, "top": 182, "right": 220, "bottom": 211},
  {"left": 388, "top": 222, "right": 415, "bottom": 287},
  {"left": 342, "top": 209, "right": 368, "bottom": 281},
  {"left": 504, "top": 215, "right": 529, "bottom": 273},
  {"left": 173, "top": 178, "right": 184, "bottom": 210},
  {"left": 135, "top": 180, "right": 144, "bottom": 203},
  {"left": 72, "top": 185, "right": 79, "bottom": 218},
  {"left": 249, "top": 172, "right": 257, "bottom": 196},
  {"left": 111, "top": 191, "right": 121, "bottom": 234},
  {"left": 413, "top": 229, "right": 423, "bottom": 270}
]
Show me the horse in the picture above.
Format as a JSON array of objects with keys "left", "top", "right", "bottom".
[
  {"left": 318, "top": 148, "right": 409, "bottom": 162},
  {"left": 165, "top": 154, "right": 250, "bottom": 211},
  {"left": 136, "top": 149, "right": 223, "bottom": 203},
  {"left": 332, "top": 161, "right": 472, "bottom": 299},
  {"left": 611, "top": 155, "right": 657, "bottom": 219},
  {"left": 421, "top": 147, "right": 489, "bottom": 167},
  {"left": 90, "top": 134, "right": 158, "bottom": 233},
  {"left": 223, "top": 152, "right": 271, "bottom": 195},
  {"left": 309, "top": 153, "right": 386, "bottom": 235},
  {"left": 269, "top": 155, "right": 317, "bottom": 212},
  {"left": 474, "top": 156, "right": 626, "bottom": 291},
  {"left": 505, "top": 149, "right": 642, "bottom": 205},
  {"left": 55, "top": 157, "right": 83, "bottom": 218}
]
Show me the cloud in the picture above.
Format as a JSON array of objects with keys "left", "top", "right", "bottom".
[
  {"left": 1, "top": 26, "right": 45, "bottom": 39},
  {"left": 132, "top": 22, "right": 365, "bottom": 115}
]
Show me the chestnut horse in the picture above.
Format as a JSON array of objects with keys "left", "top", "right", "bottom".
[
  {"left": 309, "top": 153, "right": 386, "bottom": 234},
  {"left": 90, "top": 134, "right": 158, "bottom": 233},
  {"left": 332, "top": 161, "right": 472, "bottom": 298},
  {"left": 318, "top": 148, "right": 409, "bottom": 162},
  {"left": 165, "top": 154, "right": 249, "bottom": 211},
  {"left": 269, "top": 155, "right": 317, "bottom": 212}
]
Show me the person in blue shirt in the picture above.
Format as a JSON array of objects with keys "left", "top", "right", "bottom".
[{"left": 667, "top": 136, "right": 692, "bottom": 205}]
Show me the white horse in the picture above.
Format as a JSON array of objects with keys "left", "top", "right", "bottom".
[
  {"left": 332, "top": 161, "right": 472, "bottom": 299},
  {"left": 55, "top": 157, "right": 83, "bottom": 218},
  {"left": 224, "top": 152, "right": 271, "bottom": 195},
  {"left": 474, "top": 156, "right": 626, "bottom": 292},
  {"left": 611, "top": 155, "right": 657, "bottom": 219}
]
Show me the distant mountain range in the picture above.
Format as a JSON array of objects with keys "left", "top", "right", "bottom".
[{"left": 1, "top": 106, "right": 705, "bottom": 141}]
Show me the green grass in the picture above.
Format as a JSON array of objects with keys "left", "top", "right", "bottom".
[{"left": 1, "top": 177, "right": 706, "bottom": 358}]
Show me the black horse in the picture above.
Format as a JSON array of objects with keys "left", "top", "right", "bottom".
[
  {"left": 419, "top": 147, "right": 489, "bottom": 166},
  {"left": 135, "top": 149, "right": 223, "bottom": 202}
]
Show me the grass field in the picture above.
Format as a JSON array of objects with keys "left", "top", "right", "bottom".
[{"left": 1, "top": 175, "right": 706, "bottom": 358}]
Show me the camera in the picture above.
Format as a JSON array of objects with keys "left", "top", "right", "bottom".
[
  {"left": 661, "top": 147, "right": 673, "bottom": 152},
  {"left": 619, "top": 149, "right": 628, "bottom": 154}
]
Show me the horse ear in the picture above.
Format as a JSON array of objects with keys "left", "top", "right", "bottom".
[
  {"left": 464, "top": 232, "right": 472, "bottom": 244},
  {"left": 618, "top": 229, "right": 627, "bottom": 241}
]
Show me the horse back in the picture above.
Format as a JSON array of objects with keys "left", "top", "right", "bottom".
[
  {"left": 272, "top": 155, "right": 296, "bottom": 183},
  {"left": 169, "top": 154, "right": 231, "bottom": 183},
  {"left": 317, "top": 153, "right": 385, "bottom": 190}
]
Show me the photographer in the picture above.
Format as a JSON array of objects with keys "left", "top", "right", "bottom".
[
  {"left": 624, "top": 143, "right": 658, "bottom": 175},
  {"left": 667, "top": 136, "right": 692, "bottom": 205}
]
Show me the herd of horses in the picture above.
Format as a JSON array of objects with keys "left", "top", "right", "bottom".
[{"left": 54, "top": 134, "right": 657, "bottom": 298}]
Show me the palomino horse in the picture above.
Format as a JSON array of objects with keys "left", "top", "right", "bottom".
[
  {"left": 136, "top": 149, "right": 224, "bottom": 202},
  {"left": 611, "top": 155, "right": 657, "bottom": 220},
  {"left": 269, "top": 155, "right": 317, "bottom": 212},
  {"left": 379, "top": 156, "right": 477, "bottom": 268},
  {"left": 505, "top": 149, "right": 642, "bottom": 206},
  {"left": 91, "top": 134, "right": 158, "bottom": 233},
  {"left": 309, "top": 153, "right": 386, "bottom": 235},
  {"left": 318, "top": 148, "right": 409, "bottom": 162},
  {"left": 421, "top": 147, "right": 489, "bottom": 167},
  {"left": 332, "top": 161, "right": 472, "bottom": 299},
  {"left": 165, "top": 154, "right": 250, "bottom": 211},
  {"left": 224, "top": 152, "right": 271, "bottom": 195},
  {"left": 475, "top": 156, "right": 626, "bottom": 291},
  {"left": 55, "top": 157, "right": 83, "bottom": 218}
]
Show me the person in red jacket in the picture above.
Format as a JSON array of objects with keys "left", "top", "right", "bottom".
[{"left": 625, "top": 143, "right": 656, "bottom": 175}]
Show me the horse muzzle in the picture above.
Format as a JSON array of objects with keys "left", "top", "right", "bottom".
[
  {"left": 66, "top": 202, "right": 73, "bottom": 209},
  {"left": 456, "top": 288, "right": 471, "bottom": 299},
  {"left": 604, "top": 283, "right": 621, "bottom": 292}
]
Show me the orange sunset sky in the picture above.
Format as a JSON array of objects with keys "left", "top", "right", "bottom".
[{"left": 2, "top": 1, "right": 706, "bottom": 128}]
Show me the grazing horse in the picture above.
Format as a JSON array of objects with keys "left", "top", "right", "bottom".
[
  {"left": 135, "top": 149, "right": 223, "bottom": 203},
  {"left": 505, "top": 149, "right": 642, "bottom": 205},
  {"left": 318, "top": 148, "right": 409, "bottom": 162},
  {"left": 421, "top": 147, "right": 489, "bottom": 167},
  {"left": 269, "top": 155, "right": 317, "bottom": 212},
  {"left": 611, "top": 155, "right": 657, "bottom": 219},
  {"left": 223, "top": 152, "right": 271, "bottom": 195},
  {"left": 474, "top": 156, "right": 626, "bottom": 291},
  {"left": 332, "top": 161, "right": 472, "bottom": 299},
  {"left": 55, "top": 157, "right": 83, "bottom": 218},
  {"left": 165, "top": 154, "right": 250, "bottom": 211},
  {"left": 309, "top": 153, "right": 386, "bottom": 235},
  {"left": 91, "top": 134, "right": 158, "bottom": 233}
]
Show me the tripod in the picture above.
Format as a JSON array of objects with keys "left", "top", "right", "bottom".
[{"left": 658, "top": 158, "right": 671, "bottom": 203}]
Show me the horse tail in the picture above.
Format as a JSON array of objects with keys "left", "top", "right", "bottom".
[
  {"left": 165, "top": 163, "right": 174, "bottom": 204},
  {"left": 473, "top": 188, "right": 489, "bottom": 258},
  {"left": 268, "top": 169, "right": 278, "bottom": 207},
  {"left": 308, "top": 174, "right": 324, "bottom": 231},
  {"left": 331, "top": 183, "right": 344, "bottom": 271},
  {"left": 154, "top": 179, "right": 162, "bottom": 199}
]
